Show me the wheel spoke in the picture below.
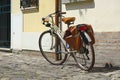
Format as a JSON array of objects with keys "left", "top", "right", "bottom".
[
  {"left": 39, "top": 30, "right": 67, "bottom": 65},
  {"left": 74, "top": 43, "right": 95, "bottom": 71}
]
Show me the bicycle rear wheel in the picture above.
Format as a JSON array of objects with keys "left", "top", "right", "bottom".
[
  {"left": 74, "top": 42, "right": 95, "bottom": 71},
  {"left": 39, "top": 30, "right": 68, "bottom": 65}
]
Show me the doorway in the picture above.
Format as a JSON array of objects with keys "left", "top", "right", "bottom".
[{"left": 0, "top": 0, "right": 11, "bottom": 48}]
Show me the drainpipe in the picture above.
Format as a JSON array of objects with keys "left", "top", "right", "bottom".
[
  {"left": 55, "top": 0, "right": 61, "bottom": 27},
  {"left": 55, "top": 0, "right": 62, "bottom": 60}
]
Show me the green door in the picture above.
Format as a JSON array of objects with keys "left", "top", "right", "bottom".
[{"left": 0, "top": 0, "right": 11, "bottom": 48}]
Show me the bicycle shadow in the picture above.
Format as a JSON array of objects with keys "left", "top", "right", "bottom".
[
  {"left": 91, "top": 66, "right": 120, "bottom": 73},
  {"left": 60, "top": 62, "right": 120, "bottom": 73}
]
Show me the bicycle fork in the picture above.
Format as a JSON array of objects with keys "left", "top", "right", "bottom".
[{"left": 50, "top": 31, "right": 68, "bottom": 61}]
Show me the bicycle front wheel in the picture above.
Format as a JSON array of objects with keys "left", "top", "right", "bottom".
[
  {"left": 39, "top": 30, "right": 68, "bottom": 65},
  {"left": 74, "top": 42, "right": 95, "bottom": 71}
]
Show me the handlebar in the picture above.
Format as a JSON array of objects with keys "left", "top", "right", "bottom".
[
  {"left": 48, "top": 11, "right": 66, "bottom": 17},
  {"left": 42, "top": 12, "right": 66, "bottom": 27},
  {"left": 42, "top": 12, "right": 66, "bottom": 22},
  {"left": 42, "top": 18, "right": 48, "bottom": 22}
]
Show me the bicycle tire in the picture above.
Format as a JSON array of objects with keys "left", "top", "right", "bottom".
[
  {"left": 39, "top": 30, "right": 68, "bottom": 65},
  {"left": 73, "top": 42, "right": 95, "bottom": 71}
]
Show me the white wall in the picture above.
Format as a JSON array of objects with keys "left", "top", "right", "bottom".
[
  {"left": 11, "top": 14, "right": 23, "bottom": 50},
  {"left": 62, "top": 0, "right": 120, "bottom": 32},
  {"left": 11, "top": 14, "right": 41, "bottom": 51},
  {"left": 22, "top": 32, "right": 40, "bottom": 50}
]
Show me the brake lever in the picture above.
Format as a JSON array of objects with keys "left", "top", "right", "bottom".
[{"left": 42, "top": 17, "right": 45, "bottom": 21}]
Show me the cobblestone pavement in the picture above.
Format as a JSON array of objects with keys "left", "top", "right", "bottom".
[{"left": 0, "top": 51, "right": 120, "bottom": 80}]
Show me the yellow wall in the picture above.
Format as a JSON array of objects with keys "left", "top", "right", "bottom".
[
  {"left": 11, "top": 0, "right": 55, "bottom": 32},
  {"left": 11, "top": 0, "right": 21, "bottom": 14},
  {"left": 24, "top": 0, "right": 55, "bottom": 32}
]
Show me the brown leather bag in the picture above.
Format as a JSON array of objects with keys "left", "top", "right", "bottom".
[
  {"left": 77, "top": 24, "right": 95, "bottom": 44},
  {"left": 64, "top": 26, "right": 82, "bottom": 51}
]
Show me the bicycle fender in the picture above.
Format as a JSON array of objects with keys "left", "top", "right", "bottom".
[{"left": 84, "top": 32, "right": 92, "bottom": 42}]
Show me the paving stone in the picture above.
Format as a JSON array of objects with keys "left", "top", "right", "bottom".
[
  {"left": 11, "top": 78, "right": 26, "bottom": 80},
  {"left": 0, "top": 78, "right": 10, "bottom": 80},
  {"left": 0, "top": 51, "right": 120, "bottom": 80}
]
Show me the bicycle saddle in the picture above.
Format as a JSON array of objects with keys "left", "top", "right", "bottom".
[{"left": 62, "top": 17, "right": 75, "bottom": 24}]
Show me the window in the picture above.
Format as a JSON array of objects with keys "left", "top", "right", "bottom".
[
  {"left": 62, "top": 0, "right": 92, "bottom": 4},
  {"left": 20, "top": 0, "right": 39, "bottom": 10}
]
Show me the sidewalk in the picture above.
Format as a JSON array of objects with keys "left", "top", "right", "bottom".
[{"left": 0, "top": 51, "right": 120, "bottom": 80}]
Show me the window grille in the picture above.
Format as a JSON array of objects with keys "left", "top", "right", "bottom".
[{"left": 20, "top": 0, "right": 39, "bottom": 10}]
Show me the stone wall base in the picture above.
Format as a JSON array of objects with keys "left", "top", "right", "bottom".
[{"left": 94, "top": 32, "right": 120, "bottom": 67}]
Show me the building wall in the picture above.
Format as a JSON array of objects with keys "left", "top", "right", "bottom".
[
  {"left": 22, "top": 0, "right": 55, "bottom": 50},
  {"left": 11, "top": 0, "right": 55, "bottom": 50},
  {"left": 62, "top": 0, "right": 120, "bottom": 32},
  {"left": 62, "top": 0, "right": 120, "bottom": 61},
  {"left": 24, "top": 0, "right": 55, "bottom": 32},
  {"left": 11, "top": 0, "right": 120, "bottom": 51}
]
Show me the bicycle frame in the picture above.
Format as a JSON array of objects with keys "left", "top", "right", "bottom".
[
  {"left": 43, "top": 12, "right": 94, "bottom": 52},
  {"left": 43, "top": 12, "right": 69, "bottom": 53}
]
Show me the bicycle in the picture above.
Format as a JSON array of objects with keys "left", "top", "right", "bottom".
[{"left": 39, "top": 12, "right": 95, "bottom": 71}]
